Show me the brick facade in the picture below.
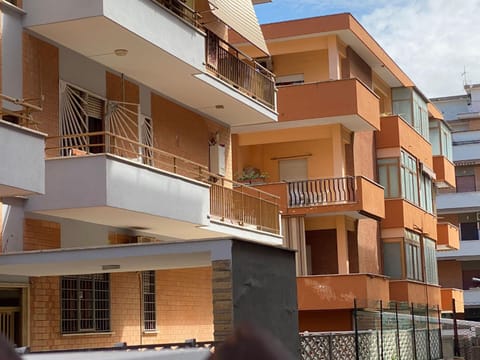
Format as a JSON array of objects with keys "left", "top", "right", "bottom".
[
  {"left": 29, "top": 267, "right": 214, "bottom": 351},
  {"left": 23, "top": 218, "right": 60, "bottom": 251},
  {"left": 22, "top": 32, "right": 59, "bottom": 156}
]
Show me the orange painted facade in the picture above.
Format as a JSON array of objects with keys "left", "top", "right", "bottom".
[
  {"left": 389, "top": 280, "right": 441, "bottom": 309},
  {"left": 440, "top": 288, "right": 464, "bottom": 313},
  {"left": 277, "top": 79, "right": 380, "bottom": 130},
  {"left": 432, "top": 155, "right": 456, "bottom": 188},
  {"left": 297, "top": 274, "right": 390, "bottom": 311},
  {"left": 232, "top": 12, "right": 458, "bottom": 329},
  {"left": 382, "top": 199, "right": 437, "bottom": 238},
  {"left": 376, "top": 115, "right": 433, "bottom": 168},
  {"left": 436, "top": 222, "right": 460, "bottom": 251}
]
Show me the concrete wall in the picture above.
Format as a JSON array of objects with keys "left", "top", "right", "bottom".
[
  {"left": 59, "top": 46, "right": 106, "bottom": 97},
  {"left": 230, "top": 241, "right": 299, "bottom": 357},
  {"left": 1, "top": 3, "right": 23, "bottom": 110},
  {"left": 29, "top": 267, "right": 214, "bottom": 351},
  {"left": 0, "top": 121, "right": 45, "bottom": 195},
  {"left": 1, "top": 198, "right": 25, "bottom": 252}
]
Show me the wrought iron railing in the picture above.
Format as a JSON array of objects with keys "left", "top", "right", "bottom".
[
  {"left": 151, "top": 1, "right": 276, "bottom": 110},
  {"left": 287, "top": 177, "right": 356, "bottom": 207},
  {"left": 152, "top": 0, "right": 201, "bottom": 28},
  {"left": 205, "top": 31, "right": 276, "bottom": 110},
  {"left": 46, "top": 132, "right": 280, "bottom": 235}
]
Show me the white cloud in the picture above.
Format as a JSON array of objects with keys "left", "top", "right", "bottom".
[{"left": 359, "top": 0, "right": 480, "bottom": 97}]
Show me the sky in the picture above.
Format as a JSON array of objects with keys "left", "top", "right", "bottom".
[{"left": 254, "top": 0, "right": 480, "bottom": 98}]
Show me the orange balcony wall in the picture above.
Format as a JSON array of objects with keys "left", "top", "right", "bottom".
[
  {"left": 383, "top": 199, "right": 437, "bottom": 239},
  {"left": 433, "top": 155, "right": 456, "bottom": 189},
  {"left": 297, "top": 274, "right": 390, "bottom": 310},
  {"left": 389, "top": 280, "right": 441, "bottom": 308},
  {"left": 277, "top": 79, "right": 380, "bottom": 131},
  {"left": 376, "top": 115, "right": 433, "bottom": 168},
  {"left": 441, "top": 288, "right": 464, "bottom": 313},
  {"left": 254, "top": 176, "right": 384, "bottom": 220},
  {"left": 437, "top": 223, "right": 460, "bottom": 251}
]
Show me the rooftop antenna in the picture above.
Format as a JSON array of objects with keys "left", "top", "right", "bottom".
[{"left": 462, "top": 66, "right": 469, "bottom": 87}]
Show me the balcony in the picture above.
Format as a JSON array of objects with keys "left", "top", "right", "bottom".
[
  {"left": 433, "top": 155, "right": 455, "bottom": 189},
  {"left": 297, "top": 274, "right": 390, "bottom": 310},
  {"left": 441, "top": 288, "right": 464, "bottom": 313},
  {"left": 256, "top": 176, "right": 384, "bottom": 220},
  {"left": 26, "top": 132, "right": 280, "bottom": 243},
  {"left": 277, "top": 78, "right": 380, "bottom": 131},
  {"left": 22, "top": 0, "right": 277, "bottom": 126},
  {"left": 383, "top": 199, "right": 437, "bottom": 239},
  {"left": 463, "top": 288, "right": 480, "bottom": 307},
  {"left": 437, "top": 191, "right": 480, "bottom": 213},
  {"left": 389, "top": 280, "right": 441, "bottom": 308},
  {"left": 376, "top": 115, "right": 432, "bottom": 167},
  {"left": 437, "top": 223, "right": 460, "bottom": 251},
  {"left": 0, "top": 120, "right": 46, "bottom": 197}
]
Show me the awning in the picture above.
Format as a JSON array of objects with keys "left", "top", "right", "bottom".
[{"left": 208, "top": 0, "right": 269, "bottom": 55}]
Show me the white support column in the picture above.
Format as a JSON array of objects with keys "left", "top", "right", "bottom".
[
  {"left": 328, "top": 35, "right": 341, "bottom": 81},
  {"left": 336, "top": 216, "right": 349, "bottom": 274}
]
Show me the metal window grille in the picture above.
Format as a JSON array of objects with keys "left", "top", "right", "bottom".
[
  {"left": 61, "top": 274, "right": 110, "bottom": 334},
  {"left": 142, "top": 271, "right": 156, "bottom": 331}
]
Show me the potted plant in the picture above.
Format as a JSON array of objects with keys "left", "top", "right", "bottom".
[{"left": 236, "top": 166, "right": 268, "bottom": 184}]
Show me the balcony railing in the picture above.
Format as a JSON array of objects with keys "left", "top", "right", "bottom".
[
  {"left": 287, "top": 177, "right": 356, "bottom": 207},
  {"left": 46, "top": 132, "right": 280, "bottom": 234},
  {"left": 151, "top": 0, "right": 276, "bottom": 110},
  {"left": 152, "top": 0, "right": 201, "bottom": 28},
  {"left": 205, "top": 31, "right": 276, "bottom": 110}
]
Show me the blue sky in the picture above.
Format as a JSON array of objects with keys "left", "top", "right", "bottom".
[{"left": 254, "top": 0, "right": 480, "bottom": 99}]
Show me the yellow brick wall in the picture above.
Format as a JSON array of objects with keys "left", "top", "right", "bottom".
[
  {"left": 151, "top": 93, "right": 232, "bottom": 180},
  {"left": 23, "top": 218, "right": 60, "bottom": 251},
  {"left": 29, "top": 267, "right": 214, "bottom": 351},
  {"left": 23, "top": 32, "right": 59, "bottom": 156}
]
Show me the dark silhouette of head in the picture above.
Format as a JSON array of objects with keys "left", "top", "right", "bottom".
[{"left": 0, "top": 335, "right": 20, "bottom": 360}]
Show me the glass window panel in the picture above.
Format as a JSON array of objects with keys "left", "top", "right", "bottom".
[{"left": 383, "top": 242, "right": 403, "bottom": 279}]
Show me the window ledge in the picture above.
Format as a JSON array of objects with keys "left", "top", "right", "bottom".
[
  {"left": 62, "top": 332, "right": 115, "bottom": 337},
  {"left": 142, "top": 330, "right": 159, "bottom": 335}
]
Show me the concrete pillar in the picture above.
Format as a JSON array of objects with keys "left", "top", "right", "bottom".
[
  {"left": 336, "top": 216, "right": 349, "bottom": 274},
  {"left": 332, "top": 125, "right": 346, "bottom": 177},
  {"left": 328, "top": 35, "right": 341, "bottom": 81},
  {"left": 282, "top": 216, "right": 307, "bottom": 276}
]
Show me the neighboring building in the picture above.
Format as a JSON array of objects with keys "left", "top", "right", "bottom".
[
  {"left": 232, "top": 14, "right": 460, "bottom": 331},
  {"left": 434, "top": 84, "right": 480, "bottom": 321},
  {"left": 0, "top": 0, "right": 299, "bottom": 354}
]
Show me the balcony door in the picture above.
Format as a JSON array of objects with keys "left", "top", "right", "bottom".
[{"left": 60, "top": 82, "right": 105, "bottom": 155}]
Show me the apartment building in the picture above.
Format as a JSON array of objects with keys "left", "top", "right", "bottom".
[
  {"left": 232, "top": 14, "right": 460, "bottom": 331},
  {"left": 433, "top": 84, "right": 480, "bottom": 321},
  {"left": 0, "top": 0, "right": 299, "bottom": 353}
]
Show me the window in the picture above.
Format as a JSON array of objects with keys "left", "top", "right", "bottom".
[
  {"left": 405, "top": 230, "right": 423, "bottom": 281},
  {"left": 378, "top": 158, "right": 400, "bottom": 198},
  {"left": 400, "top": 151, "right": 419, "bottom": 205},
  {"left": 61, "top": 274, "right": 110, "bottom": 334},
  {"left": 142, "top": 271, "right": 156, "bottom": 331},
  {"left": 383, "top": 242, "right": 402, "bottom": 279},
  {"left": 429, "top": 120, "right": 453, "bottom": 161},
  {"left": 424, "top": 237, "right": 438, "bottom": 284},
  {"left": 456, "top": 166, "right": 476, "bottom": 193},
  {"left": 419, "top": 171, "right": 434, "bottom": 214},
  {"left": 392, "top": 87, "right": 429, "bottom": 140},
  {"left": 461, "top": 222, "right": 479, "bottom": 241}
]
